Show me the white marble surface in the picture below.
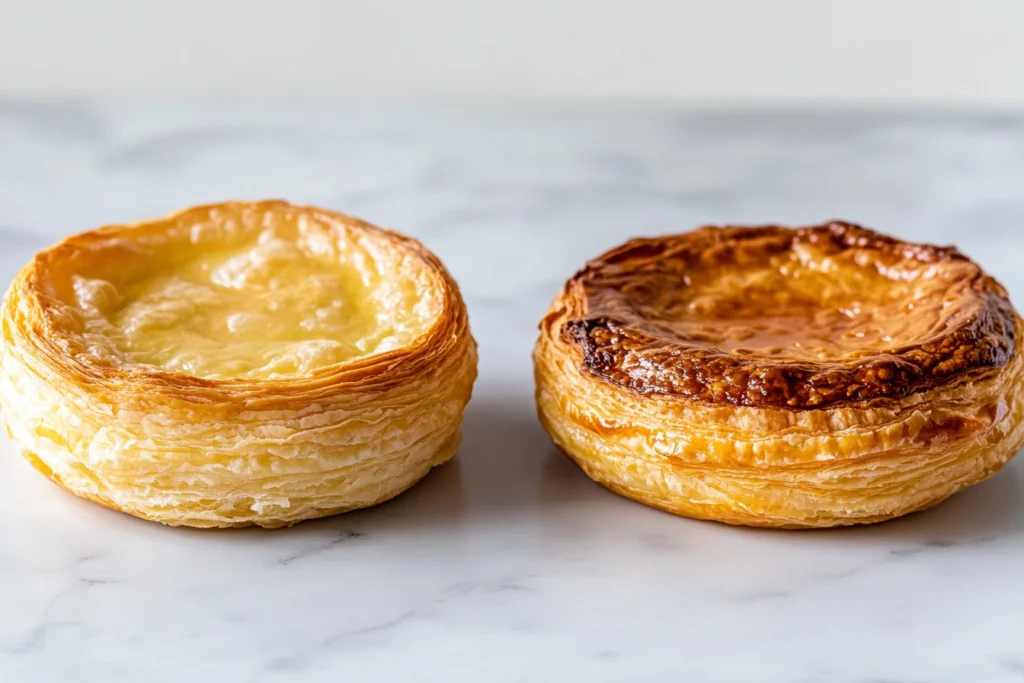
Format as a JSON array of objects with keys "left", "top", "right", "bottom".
[{"left": 1, "top": 101, "right": 1024, "bottom": 682}]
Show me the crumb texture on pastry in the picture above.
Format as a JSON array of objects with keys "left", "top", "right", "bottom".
[
  {"left": 535, "top": 221, "right": 1024, "bottom": 528},
  {"left": 1, "top": 201, "right": 477, "bottom": 528}
]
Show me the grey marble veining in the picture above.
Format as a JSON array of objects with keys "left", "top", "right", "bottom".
[{"left": 1, "top": 101, "right": 1023, "bottom": 683}]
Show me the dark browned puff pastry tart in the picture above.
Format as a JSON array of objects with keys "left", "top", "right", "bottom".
[{"left": 534, "top": 222, "right": 1024, "bottom": 528}]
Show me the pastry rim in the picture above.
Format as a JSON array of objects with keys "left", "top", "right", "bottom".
[
  {"left": 11, "top": 199, "right": 456, "bottom": 399},
  {"left": 556, "top": 221, "right": 1018, "bottom": 409}
]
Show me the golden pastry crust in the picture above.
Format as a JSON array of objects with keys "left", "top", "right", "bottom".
[
  {"left": 534, "top": 222, "right": 1024, "bottom": 528},
  {"left": 1, "top": 200, "right": 477, "bottom": 528}
]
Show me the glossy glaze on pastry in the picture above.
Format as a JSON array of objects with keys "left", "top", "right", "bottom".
[
  {"left": 535, "top": 222, "right": 1024, "bottom": 528},
  {"left": 1, "top": 201, "right": 477, "bottom": 528}
]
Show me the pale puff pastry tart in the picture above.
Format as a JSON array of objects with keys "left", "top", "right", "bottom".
[
  {"left": 534, "top": 222, "right": 1024, "bottom": 528},
  {"left": 1, "top": 201, "right": 477, "bottom": 528}
]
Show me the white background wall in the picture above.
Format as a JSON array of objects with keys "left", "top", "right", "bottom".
[{"left": 2, "top": 0, "right": 1023, "bottom": 103}]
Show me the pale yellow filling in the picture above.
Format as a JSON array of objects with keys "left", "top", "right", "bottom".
[{"left": 72, "top": 232, "right": 434, "bottom": 380}]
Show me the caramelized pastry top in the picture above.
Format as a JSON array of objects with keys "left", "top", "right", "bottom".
[{"left": 558, "top": 222, "right": 1017, "bottom": 408}]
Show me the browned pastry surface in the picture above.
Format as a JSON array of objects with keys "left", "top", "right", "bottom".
[
  {"left": 535, "top": 221, "right": 1024, "bottom": 528},
  {"left": 562, "top": 222, "right": 1016, "bottom": 408}
]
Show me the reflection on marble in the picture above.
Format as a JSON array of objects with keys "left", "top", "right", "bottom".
[{"left": 1, "top": 100, "right": 1024, "bottom": 682}]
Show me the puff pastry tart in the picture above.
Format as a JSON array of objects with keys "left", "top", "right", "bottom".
[
  {"left": 1, "top": 201, "right": 477, "bottom": 528},
  {"left": 535, "top": 222, "right": 1024, "bottom": 528}
]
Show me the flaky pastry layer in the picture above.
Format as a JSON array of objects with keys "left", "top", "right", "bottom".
[
  {"left": 1, "top": 201, "right": 477, "bottom": 528},
  {"left": 535, "top": 223, "right": 1024, "bottom": 528}
]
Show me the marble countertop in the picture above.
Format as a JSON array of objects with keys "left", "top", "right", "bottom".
[{"left": 2, "top": 101, "right": 1023, "bottom": 682}]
